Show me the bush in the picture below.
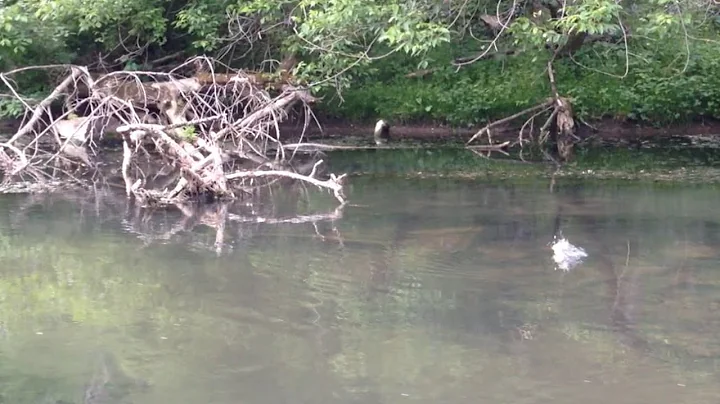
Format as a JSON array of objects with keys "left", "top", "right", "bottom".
[{"left": 320, "top": 40, "right": 720, "bottom": 126}]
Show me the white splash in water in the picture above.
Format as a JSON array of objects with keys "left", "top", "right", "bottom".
[{"left": 551, "top": 237, "right": 588, "bottom": 272}]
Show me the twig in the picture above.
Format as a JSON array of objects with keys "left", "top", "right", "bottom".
[
  {"left": 467, "top": 141, "right": 511, "bottom": 151},
  {"left": 519, "top": 104, "right": 553, "bottom": 144},
  {"left": 539, "top": 108, "right": 560, "bottom": 144},
  {"left": 578, "top": 117, "right": 599, "bottom": 132},
  {"left": 547, "top": 59, "right": 561, "bottom": 103}
]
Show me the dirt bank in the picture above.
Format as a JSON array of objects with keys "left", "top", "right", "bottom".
[
  {"left": 284, "top": 116, "right": 720, "bottom": 143},
  {"left": 5, "top": 116, "right": 720, "bottom": 145}
]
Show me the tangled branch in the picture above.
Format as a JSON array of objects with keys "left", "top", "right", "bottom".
[{"left": 0, "top": 57, "right": 348, "bottom": 207}]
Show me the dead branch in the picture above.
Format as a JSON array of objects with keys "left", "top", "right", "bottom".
[
  {"left": 212, "top": 85, "right": 316, "bottom": 142},
  {"left": 226, "top": 160, "right": 347, "bottom": 203},
  {"left": 518, "top": 104, "right": 554, "bottom": 144},
  {"left": 3, "top": 67, "right": 88, "bottom": 145},
  {"left": 1, "top": 57, "right": 347, "bottom": 208},
  {"left": 466, "top": 100, "right": 554, "bottom": 145},
  {"left": 281, "top": 142, "right": 378, "bottom": 152},
  {"left": 467, "top": 141, "right": 511, "bottom": 152}
]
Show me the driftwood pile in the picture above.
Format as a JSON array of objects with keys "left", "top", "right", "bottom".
[{"left": 0, "top": 57, "right": 347, "bottom": 206}]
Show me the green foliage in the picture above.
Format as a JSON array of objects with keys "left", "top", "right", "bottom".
[
  {"left": 174, "top": 0, "right": 228, "bottom": 51},
  {"left": 322, "top": 35, "right": 720, "bottom": 126},
  {"left": 560, "top": 40, "right": 720, "bottom": 122},
  {"left": 0, "top": 3, "right": 72, "bottom": 68},
  {"left": 231, "top": 0, "right": 453, "bottom": 87},
  {"left": 312, "top": 0, "right": 720, "bottom": 125},
  {"left": 1, "top": 0, "right": 719, "bottom": 128},
  {"left": 321, "top": 51, "right": 550, "bottom": 125},
  {"left": 179, "top": 125, "right": 197, "bottom": 141},
  {"left": 507, "top": 0, "right": 622, "bottom": 52},
  {"left": 553, "top": 0, "right": 622, "bottom": 36},
  {"left": 31, "top": 0, "right": 169, "bottom": 45},
  {"left": 0, "top": 98, "right": 24, "bottom": 119}
]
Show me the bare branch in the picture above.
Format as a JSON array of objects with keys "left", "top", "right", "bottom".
[
  {"left": 1, "top": 58, "right": 348, "bottom": 208},
  {"left": 226, "top": 160, "right": 347, "bottom": 203},
  {"left": 3, "top": 66, "right": 87, "bottom": 144},
  {"left": 466, "top": 100, "right": 554, "bottom": 145}
]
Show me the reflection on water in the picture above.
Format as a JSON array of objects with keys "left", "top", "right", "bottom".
[{"left": 1, "top": 178, "right": 720, "bottom": 403}]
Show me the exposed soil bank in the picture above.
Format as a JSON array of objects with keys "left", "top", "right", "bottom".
[
  {"left": 4, "top": 116, "right": 720, "bottom": 146},
  {"left": 283, "top": 116, "right": 720, "bottom": 144}
]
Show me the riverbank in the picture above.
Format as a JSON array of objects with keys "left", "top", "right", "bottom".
[
  {"left": 3, "top": 129, "right": 720, "bottom": 196},
  {"left": 283, "top": 116, "right": 720, "bottom": 146},
  {"left": 4, "top": 115, "right": 720, "bottom": 144},
  {"left": 4, "top": 111, "right": 720, "bottom": 154}
]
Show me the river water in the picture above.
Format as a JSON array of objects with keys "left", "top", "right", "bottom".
[{"left": 0, "top": 176, "right": 719, "bottom": 403}]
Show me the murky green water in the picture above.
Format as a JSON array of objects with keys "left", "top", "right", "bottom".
[{"left": 1, "top": 177, "right": 720, "bottom": 403}]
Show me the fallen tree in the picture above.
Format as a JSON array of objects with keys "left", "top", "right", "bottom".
[{"left": 0, "top": 57, "right": 348, "bottom": 206}]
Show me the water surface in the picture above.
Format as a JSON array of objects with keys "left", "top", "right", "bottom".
[{"left": 1, "top": 177, "right": 719, "bottom": 403}]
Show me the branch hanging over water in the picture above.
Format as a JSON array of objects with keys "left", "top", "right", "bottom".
[{"left": 226, "top": 160, "right": 347, "bottom": 203}]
